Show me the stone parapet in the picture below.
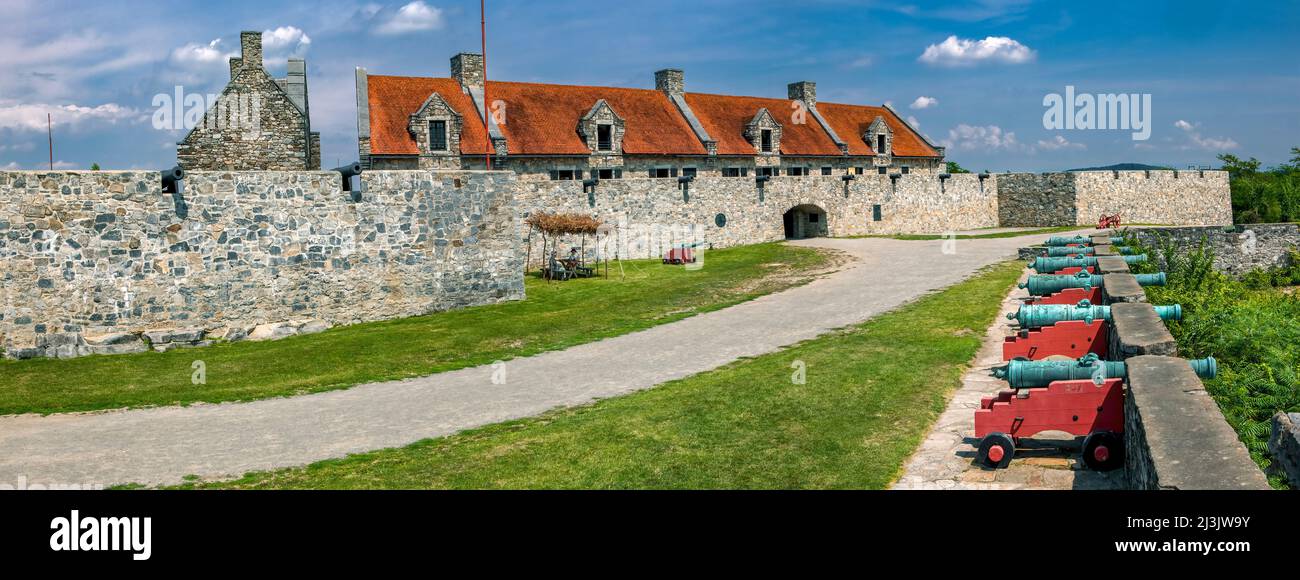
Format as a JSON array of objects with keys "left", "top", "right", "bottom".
[
  {"left": 1125, "top": 355, "right": 1271, "bottom": 490},
  {"left": 0, "top": 169, "right": 523, "bottom": 360}
]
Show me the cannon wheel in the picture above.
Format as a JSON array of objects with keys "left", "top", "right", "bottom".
[
  {"left": 1082, "top": 431, "right": 1124, "bottom": 471},
  {"left": 976, "top": 432, "right": 1015, "bottom": 469}
]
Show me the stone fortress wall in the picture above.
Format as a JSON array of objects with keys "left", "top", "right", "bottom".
[
  {"left": 1, "top": 168, "right": 1231, "bottom": 359},
  {"left": 1126, "top": 223, "right": 1300, "bottom": 276},
  {"left": 515, "top": 172, "right": 999, "bottom": 260},
  {"left": 0, "top": 170, "right": 522, "bottom": 359},
  {"left": 998, "top": 170, "right": 1231, "bottom": 227}
]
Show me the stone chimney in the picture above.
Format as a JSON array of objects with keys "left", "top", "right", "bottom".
[
  {"left": 655, "top": 69, "right": 684, "bottom": 96},
  {"left": 229, "top": 57, "right": 243, "bottom": 79},
  {"left": 788, "top": 81, "right": 816, "bottom": 107},
  {"left": 240, "top": 31, "right": 263, "bottom": 70},
  {"left": 451, "top": 53, "right": 485, "bottom": 90},
  {"left": 285, "top": 58, "right": 309, "bottom": 114}
]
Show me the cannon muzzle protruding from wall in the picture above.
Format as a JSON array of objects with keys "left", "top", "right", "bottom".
[
  {"left": 1045, "top": 245, "right": 1138, "bottom": 257},
  {"left": 1017, "top": 271, "right": 1167, "bottom": 296},
  {"left": 333, "top": 162, "right": 364, "bottom": 192},
  {"left": 990, "top": 353, "right": 1216, "bottom": 388},
  {"left": 1005, "top": 299, "right": 1181, "bottom": 328},
  {"left": 161, "top": 166, "right": 185, "bottom": 193}
]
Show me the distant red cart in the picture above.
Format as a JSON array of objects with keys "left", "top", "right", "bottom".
[
  {"left": 663, "top": 243, "right": 701, "bottom": 265},
  {"left": 1097, "top": 212, "right": 1122, "bottom": 229}
]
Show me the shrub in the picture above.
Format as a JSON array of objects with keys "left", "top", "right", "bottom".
[{"left": 1123, "top": 230, "right": 1300, "bottom": 487}]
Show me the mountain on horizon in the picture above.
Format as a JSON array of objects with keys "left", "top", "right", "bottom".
[{"left": 1067, "top": 163, "right": 1175, "bottom": 171}]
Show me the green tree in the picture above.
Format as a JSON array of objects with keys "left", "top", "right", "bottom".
[
  {"left": 90, "top": 163, "right": 100, "bottom": 171},
  {"left": 1217, "top": 153, "right": 1260, "bottom": 178},
  {"left": 1287, "top": 146, "right": 1300, "bottom": 172},
  {"left": 945, "top": 161, "right": 971, "bottom": 174}
]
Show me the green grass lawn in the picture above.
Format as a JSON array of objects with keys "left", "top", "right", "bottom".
[
  {"left": 0, "top": 243, "right": 831, "bottom": 416},
  {"left": 177, "top": 260, "right": 1024, "bottom": 490}
]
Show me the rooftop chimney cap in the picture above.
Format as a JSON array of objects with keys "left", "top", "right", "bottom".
[
  {"left": 655, "top": 69, "right": 685, "bottom": 95},
  {"left": 451, "top": 53, "right": 485, "bottom": 89},
  {"left": 239, "top": 31, "right": 263, "bottom": 68},
  {"left": 787, "top": 81, "right": 817, "bottom": 106}
]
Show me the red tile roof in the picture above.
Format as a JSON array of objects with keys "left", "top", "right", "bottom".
[
  {"left": 683, "top": 93, "right": 842, "bottom": 156},
  {"left": 366, "top": 75, "right": 940, "bottom": 158},
  {"left": 487, "top": 81, "right": 707, "bottom": 155},
  {"left": 368, "top": 76, "right": 706, "bottom": 156},
  {"left": 816, "top": 102, "right": 940, "bottom": 158},
  {"left": 368, "top": 75, "right": 492, "bottom": 156}
]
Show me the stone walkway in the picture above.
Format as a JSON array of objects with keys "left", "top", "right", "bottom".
[
  {"left": 892, "top": 268, "right": 1126, "bottom": 490},
  {"left": 0, "top": 229, "right": 1096, "bottom": 487}
]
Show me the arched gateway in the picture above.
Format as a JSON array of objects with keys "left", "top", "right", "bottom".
[{"left": 782, "top": 204, "right": 828, "bottom": 239}]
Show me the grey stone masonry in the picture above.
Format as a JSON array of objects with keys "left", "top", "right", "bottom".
[
  {"left": 514, "top": 173, "right": 999, "bottom": 260},
  {"left": 999, "top": 171, "right": 1230, "bottom": 227},
  {"left": 178, "top": 31, "right": 317, "bottom": 170},
  {"left": 0, "top": 170, "right": 523, "bottom": 360},
  {"left": 356, "top": 67, "right": 371, "bottom": 167},
  {"left": 1095, "top": 255, "right": 1130, "bottom": 274},
  {"left": 452, "top": 53, "right": 485, "bottom": 90},
  {"left": 655, "top": 69, "right": 684, "bottom": 96},
  {"left": 787, "top": 81, "right": 816, "bottom": 106},
  {"left": 1269, "top": 412, "right": 1300, "bottom": 488},
  {"left": 1125, "top": 355, "right": 1271, "bottom": 490},
  {"left": 1108, "top": 303, "right": 1177, "bottom": 358},
  {"left": 1128, "top": 224, "right": 1300, "bottom": 276},
  {"left": 1101, "top": 273, "right": 1145, "bottom": 303},
  {"left": 998, "top": 173, "right": 1077, "bottom": 226}
]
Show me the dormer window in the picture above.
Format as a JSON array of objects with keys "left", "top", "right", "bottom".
[
  {"left": 597, "top": 124, "right": 613, "bottom": 151},
  {"left": 429, "top": 120, "right": 448, "bottom": 151},
  {"left": 579, "top": 100, "right": 625, "bottom": 155},
  {"left": 761, "top": 129, "right": 773, "bottom": 153},
  {"left": 866, "top": 115, "right": 892, "bottom": 157}
]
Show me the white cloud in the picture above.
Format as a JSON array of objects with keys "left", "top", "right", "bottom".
[
  {"left": 1035, "top": 134, "right": 1085, "bottom": 151},
  {"left": 170, "top": 39, "right": 235, "bottom": 67},
  {"left": 0, "top": 100, "right": 142, "bottom": 132},
  {"left": 376, "top": 1, "right": 445, "bottom": 35},
  {"left": 1, "top": 160, "right": 77, "bottom": 170},
  {"left": 940, "top": 123, "right": 1020, "bottom": 151},
  {"left": 847, "top": 55, "right": 875, "bottom": 69},
  {"left": 1173, "top": 119, "right": 1238, "bottom": 151},
  {"left": 262, "top": 26, "right": 312, "bottom": 59},
  {"left": 906, "top": 115, "right": 921, "bottom": 129},
  {"left": 909, "top": 96, "right": 938, "bottom": 110},
  {"left": 919, "top": 35, "right": 1035, "bottom": 67}
]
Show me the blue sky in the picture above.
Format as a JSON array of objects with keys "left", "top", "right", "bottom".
[{"left": 1, "top": 0, "right": 1297, "bottom": 172}]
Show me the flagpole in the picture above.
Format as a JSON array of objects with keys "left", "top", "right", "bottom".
[
  {"left": 48, "top": 113, "right": 54, "bottom": 170},
  {"left": 481, "top": 0, "right": 491, "bottom": 170}
]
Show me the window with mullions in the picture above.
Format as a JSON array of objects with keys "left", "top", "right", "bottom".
[{"left": 429, "top": 120, "right": 448, "bottom": 151}]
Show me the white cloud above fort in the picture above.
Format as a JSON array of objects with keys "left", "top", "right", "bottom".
[
  {"left": 262, "top": 26, "right": 312, "bottom": 59},
  {"left": 375, "top": 1, "right": 445, "bottom": 35},
  {"left": 940, "top": 123, "right": 1020, "bottom": 151},
  {"left": 909, "top": 96, "right": 938, "bottom": 110},
  {"left": 171, "top": 39, "right": 235, "bottom": 66},
  {"left": 1174, "top": 119, "right": 1239, "bottom": 151},
  {"left": 0, "top": 100, "right": 141, "bottom": 133},
  {"left": 918, "top": 36, "right": 1035, "bottom": 67}
]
